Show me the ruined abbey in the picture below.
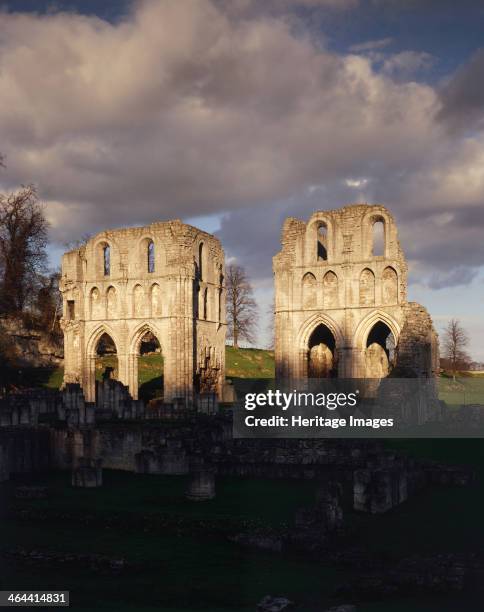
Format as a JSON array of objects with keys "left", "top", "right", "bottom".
[
  {"left": 56, "top": 203, "right": 439, "bottom": 407},
  {"left": 60, "top": 220, "right": 226, "bottom": 404},
  {"left": 273, "top": 204, "right": 439, "bottom": 383}
]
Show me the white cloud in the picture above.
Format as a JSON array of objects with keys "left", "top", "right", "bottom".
[
  {"left": 0, "top": 0, "right": 440, "bottom": 244},
  {"left": 0, "top": 0, "right": 483, "bottom": 301},
  {"left": 381, "top": 50, "right": 435, "bottom": 78}
]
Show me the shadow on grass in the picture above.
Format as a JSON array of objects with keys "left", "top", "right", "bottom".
[{"left": 0, "top": 365, "right": 61, "bottom": 390}]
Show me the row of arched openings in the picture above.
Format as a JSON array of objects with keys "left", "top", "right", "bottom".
[
  {"left": 195, "top": 270, "right": 224, "bottom": 322},
  {"left": 359, "top": 266, "right": 398, "bottom": 306},
  {"left": 95, "top": 330, "right": 163, "bottom": 402},
  {"left": 307, "top": 321, "right": 395, "bottom": 379},
  {"left": 302, "top": 271, "right": 338, "bottom": 308},
  {"left": 302, "top": 266, "right": 398, "bottom": 309},
  {"left": 315, "top": 218, "right": 385, "bottom": 262},
  {"left": 99, "top": 240, "right": 205, "bottom": 278},
  {"left": 90, "top": 284, "right": 162, "bottom": 319}
]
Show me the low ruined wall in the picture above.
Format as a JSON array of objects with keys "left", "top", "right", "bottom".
[{"left": 0, "top": 427, "right": 52, "bottom": 475}]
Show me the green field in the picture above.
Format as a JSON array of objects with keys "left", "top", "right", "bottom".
[
  {"left": 437, "top": 371, "right": 484, "bottom": 407},
  {"left": 13, "top": 347, "right": 484, "bottom": 407}
]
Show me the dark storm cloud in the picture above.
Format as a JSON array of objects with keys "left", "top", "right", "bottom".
[
  {"left": 0, "top": 0, "right": 483, "bottom": 291},
  {"left": 438, "top": 49, "right": 484, "bottom": 131}
]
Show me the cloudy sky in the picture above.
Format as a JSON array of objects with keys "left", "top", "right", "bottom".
[{"left": 1, "top": 0, "right": 484, "bottom": 356}]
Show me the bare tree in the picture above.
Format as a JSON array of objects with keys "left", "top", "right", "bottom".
[
  {"left": 0, "top": 185, "right": 48, "bottom": 314},
  {"left": 226, "top": 263, "right": 258, "bottom": 349},
  {"left": 35, "top": 270, "right": 62, "bottom": 336},
  {"left": 442, "top": 318, "right": 471, "bottom": 381}
]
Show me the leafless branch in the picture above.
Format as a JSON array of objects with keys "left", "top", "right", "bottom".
[
  {"left": 442, "top": 318, "right": 471, "bottom": 381},
  {"left": 226, "top": 263, "right": 258, "bottom": 349}
]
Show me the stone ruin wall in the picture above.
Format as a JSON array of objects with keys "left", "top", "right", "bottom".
[
  {"left": 60, "top": 220, "right": 226, "bottom": 404},
  {"left": 273, "top": 204, "right": 439, "bottom": 382}
]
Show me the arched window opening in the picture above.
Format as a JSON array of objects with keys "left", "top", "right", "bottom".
[
  {"left": 90, "top": 287, "right": 102, "bottom": 319},
  {"left": 359, "top": 268, "right": 375, "bottom": 306},
  {"left": 302, "top": 272, "right": 317, "bottom": 308},
  {"left": 317, "top": 224, "right": 328, "bottom": 261},
  {"left": 103, "top": 245, "right": 111, "bottom": 276},
  {"left": 372, "top": 220, "right": 385, "bottom": 256},
  {"left": 203, "top": 287, "right": 208, "bottom": 320},
  {"left": 133, "top": 284, "right": 145, "bottom": 317},
  {"left": 365, "top": 321, "right": 396, "bottom": 378},
  {"left": 194, "top": 282, "right": 200, "bottom": 319},
  {"left": 308, "top": 324, "right": 337, "bottom": 378},
  {"left": 218, "top": 272, "right": 224, "bottom": 324},
  {"left": 198, "top": 243, "right": 204, "bottom": 281},
  {"left": 382, "top": 266, "right": 398, "bottom": 304},
  {"left": 95, "top": 332, "right": 118, "bottom": 383},
  {"left": 106, "top": 286, "right": 117, "bottom": 318},
  {"left": 150, "top": 283, "right": 162, "bottom": 317},
  {"left": 137, "top": 330, "right": 163, "bottom": 403},
  {"left": 147, "top": 240, "right": 155, "bottom": 273},
  {"left": 323, "top": 271, "right": 338, "bottom": 308},
  {"left": 67, "top": 300, "right": 75, "bottom": 320}
]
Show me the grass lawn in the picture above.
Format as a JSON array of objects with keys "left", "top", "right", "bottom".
[
  {"left": 437, "top": 371, "right": 484, "bottom": 407},
  {"left": 39, "top": 349, "right": 484, "bottom": 410}
]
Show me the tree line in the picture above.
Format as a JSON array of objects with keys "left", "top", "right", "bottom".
[{"left": 0, "top": 152, "right": 260, "bottom": 348}]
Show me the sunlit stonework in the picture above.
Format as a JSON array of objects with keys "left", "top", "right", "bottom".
[
  {"left": 273, "top": 204, "right": 439, "bottom": 382},
  {"left": 60, "top": 220, "right": 226, "bottom": 404}
]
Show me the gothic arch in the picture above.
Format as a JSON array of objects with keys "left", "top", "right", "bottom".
[
  {"left": 354, "top": 310, "right": 401, "bottom": 352},
  {"left": 90, "top": 286, "right": 104, "bottom": 319},
  {"left": 132, "top": 284, "right": 145, "bottom": 317},
  {"left": 136, "top": 235, "right": 156, "bottom": 274},
  {"left": 359, "top": 268, "right": 375, "bottom": 306},
  {"left": 305, "top": 215, "right": 335, "bottom": 263},
  {"left": 129, "top": 322, "right": 163, "bottom": 356},
  {"left": 150, "top": 283, "right": 162, "bottom": 317},
  {"left": 382, "top": 266, "right": 398, "bottom": 304},
  {"left": 106, "top": 285, "right": 117, "bottom": 317},
  {"left": 86, "top": 324, "right": 120, "bottom": 359},
  {"left": 92, "top": 236, "right": 120, "bottom": 277},
  {"left": 298, "top": 312, "right": 344, "bottom": 351},
  {"left": 361, "top": 209, "right": 392, "bottom": 259},
  {"left": 127, "top": 322, "right": 164, "bottom": 400},
  {"left": 302, "top": 272, "right": 317, "bottom": 308},
  {"left": 323, "top": 270, "right": 338, "bottom": 308}
]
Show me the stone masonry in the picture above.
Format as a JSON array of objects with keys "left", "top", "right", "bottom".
[
  {"left": 60, "top": 220, "right": 226, "bottom": 404},
  {"left": 273, "top": 204, "right": 439, "bottom": 381}
]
